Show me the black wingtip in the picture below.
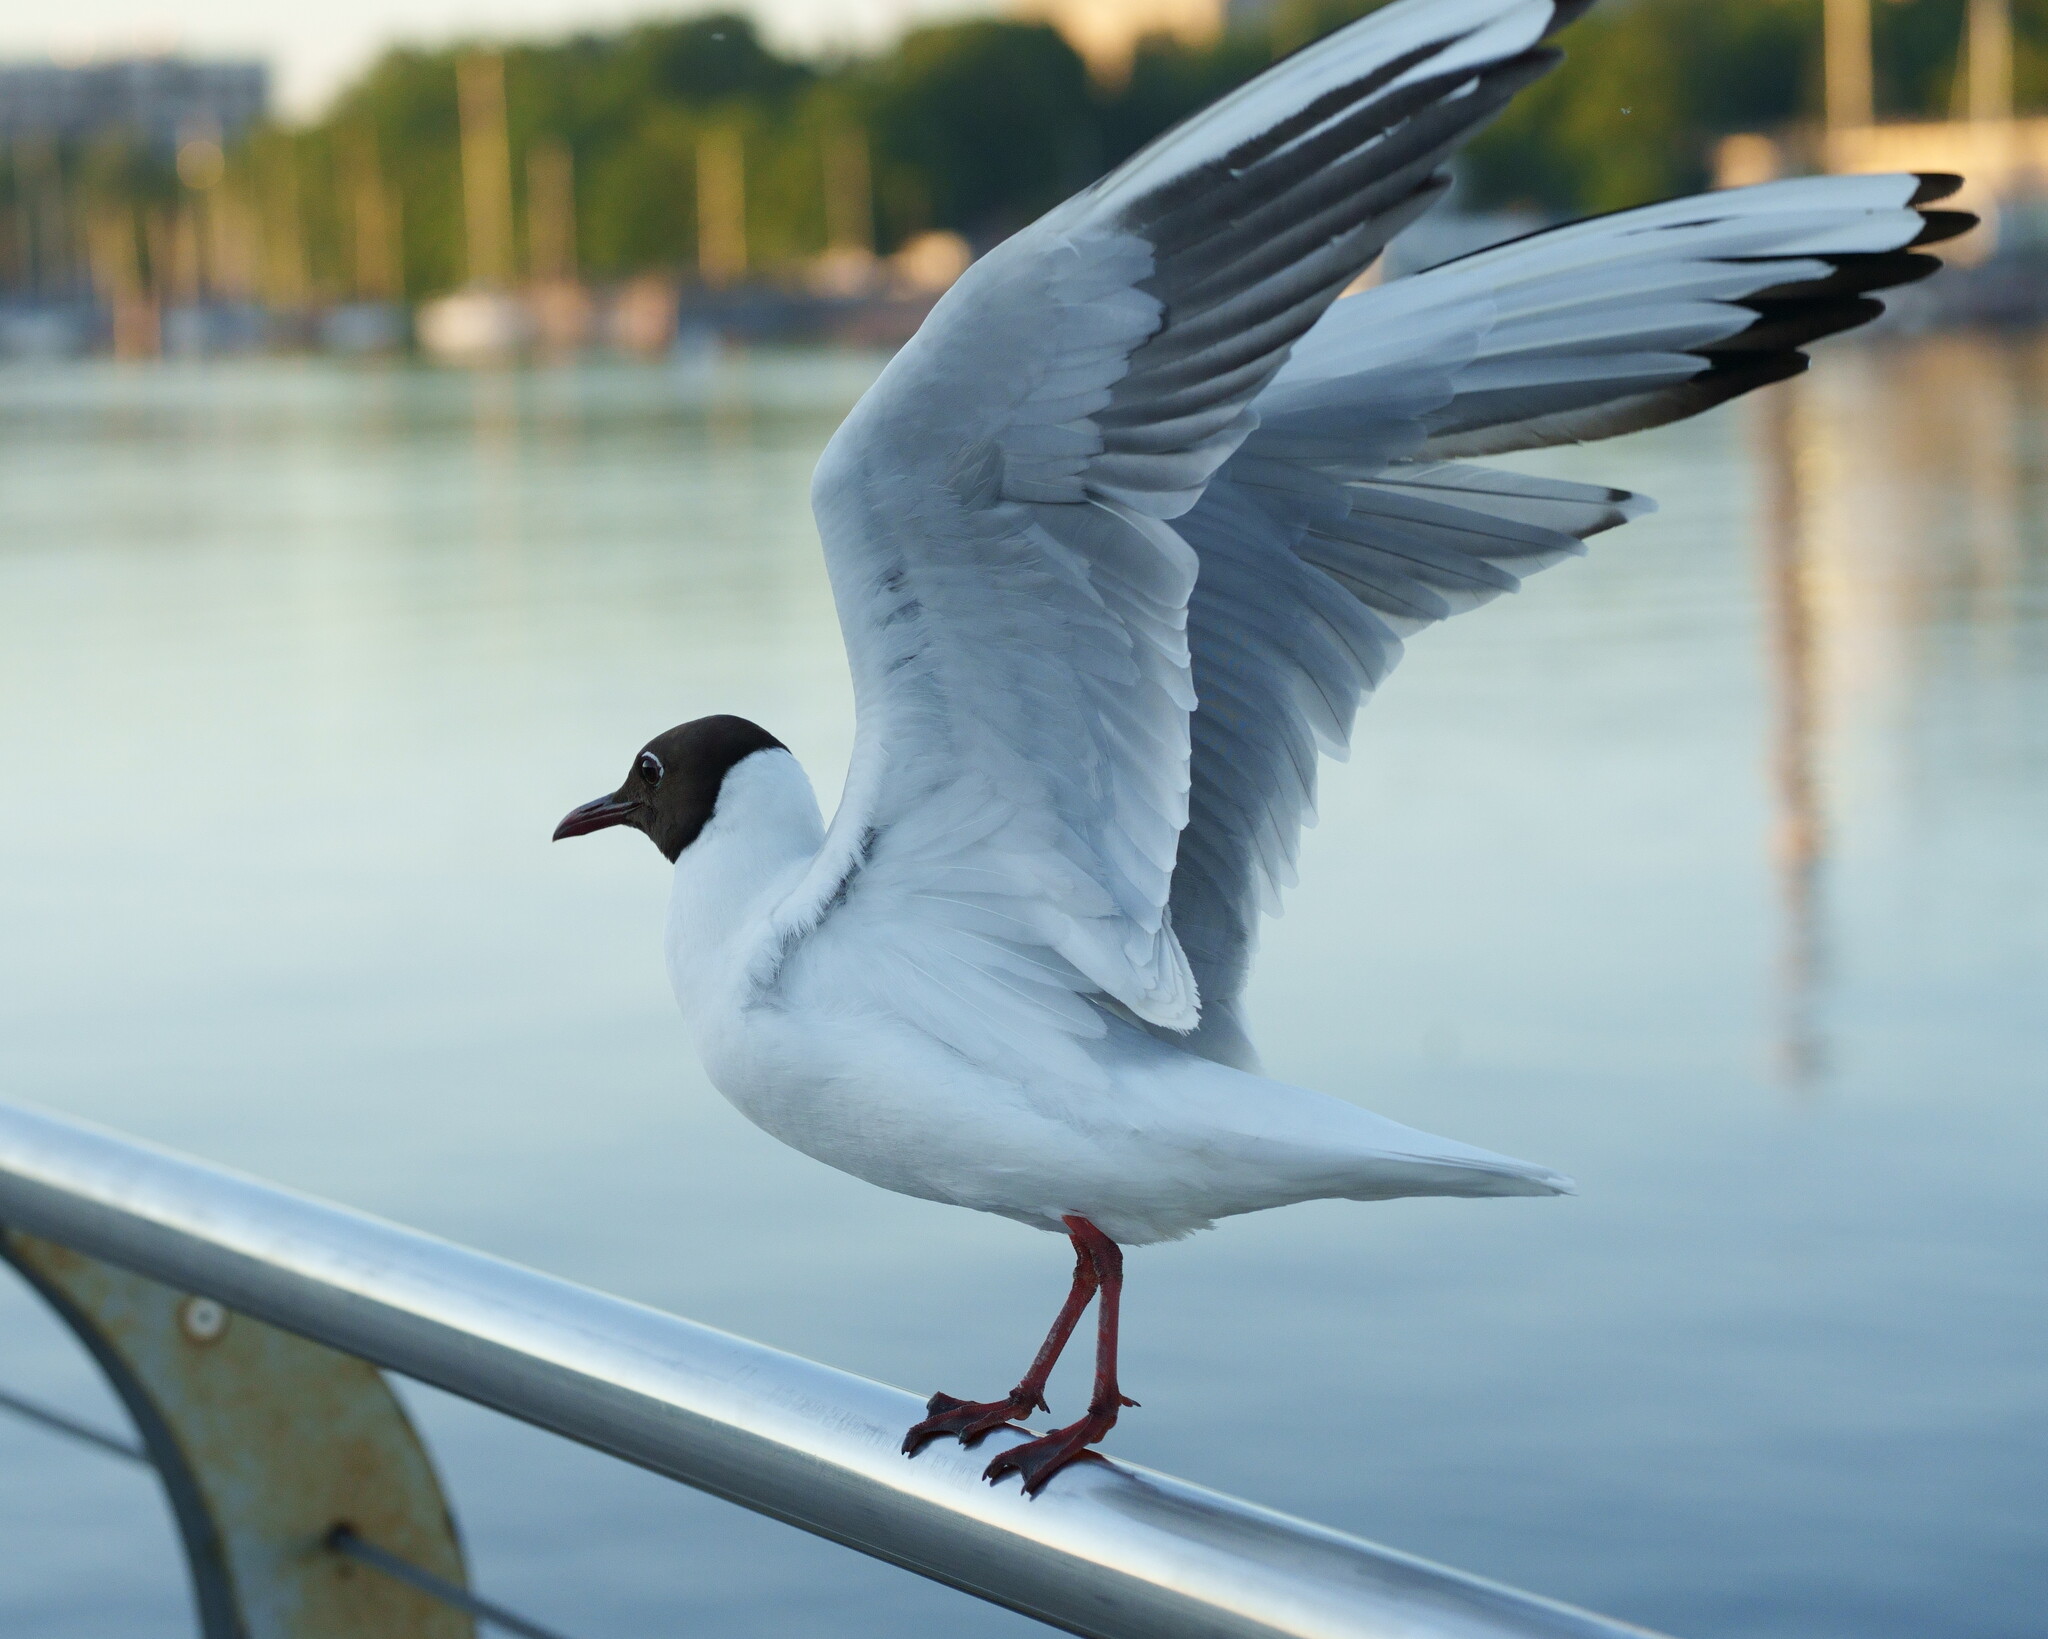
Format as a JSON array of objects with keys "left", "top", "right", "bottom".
[
  {"left": 1718, "top": 248, "right": 1936, "bottom": 303},
  {"left": 1716, "top": 295, "right": 1887, "bottom": 354},
  {"left": 1884, "top": 251, "right": 1947, "bottom": 289},
  {"left": 1913, "top": 208, "right": 1979, "bottom": 247},
  {"left": 1545, "top": 0, "right": 1600, "bottom": 36},
  {"left": 1688, "top": 349, "right": 1810, "bottom": 416},
  {"left": 1910, "top": 173, "right": 1965, "bottom": 205}
]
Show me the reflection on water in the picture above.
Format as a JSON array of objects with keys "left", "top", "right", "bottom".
[
  {"left": 1753, "top": 386, "right": 1828, "bottom": 1085},
  {"left": 1796, "top": 337, "right": 2041, "bottom": 756},
  {"left": 0, "top": 342, "right": 2041, "bottom": 1639},
  {"left": 1753, "top": 334, "right": 2048, "bottom": 1088}
]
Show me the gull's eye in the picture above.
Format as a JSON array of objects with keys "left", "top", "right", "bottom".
[{"left": 637, "top": 751, "right": 664, "bottom": 787}]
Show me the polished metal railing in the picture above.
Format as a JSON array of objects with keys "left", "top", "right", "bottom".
[{"left": 0, "top": 1097, "right": 1667, "bottom": 1639}]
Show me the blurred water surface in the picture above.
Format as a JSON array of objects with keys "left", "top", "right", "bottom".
[{"left": 0, "top": 340, "right": 2041, "bottom": 1639}]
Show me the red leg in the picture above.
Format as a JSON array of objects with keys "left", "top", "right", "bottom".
[
  {"left": 982, "top": 1216, "right": 1137, "bottom": 1495},
  {"left": 902, "top": 1230, "right": 1100, "bottom": 1454}
]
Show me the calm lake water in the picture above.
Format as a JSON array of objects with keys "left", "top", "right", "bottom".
[{"left": 0, "top": 339, "right": 2042, "bottom": 1639}]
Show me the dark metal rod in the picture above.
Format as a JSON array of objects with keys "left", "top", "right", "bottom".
[
  {"left": 0, "top": 1384, "right": 147, "bottom": 1464},
  {"left": 327, "top": 1526, "right": 579, "bottom": 1639},
  {"left": 0, "top": 1380, "right": 573, "bottom": 1639}
]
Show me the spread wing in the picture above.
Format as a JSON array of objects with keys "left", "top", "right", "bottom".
[
  {"left": 1166, "top": 172, "right": 1970, "bottom": 1067},
  {"left": 767, "top": 0, "right": 1585, "bottom": 1072}
]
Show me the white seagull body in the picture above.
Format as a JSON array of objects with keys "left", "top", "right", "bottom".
[
  {"left": 667, "top": 746, "right": 1566, "bottom": 1248},
  {"left": 556, "top": 0, "right": 1967, "bottom": 1488}
]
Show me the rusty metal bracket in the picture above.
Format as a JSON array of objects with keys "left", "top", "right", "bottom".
[{"left": 2, "top": 1225, "right": 476, "bottom": 1639}]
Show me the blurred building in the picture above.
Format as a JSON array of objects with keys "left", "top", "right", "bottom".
[
  {"left": 1715, "top": 0, "right": 2038, "bottom": 278},
  {"left": 0, "top": 56, "right": 267, "bottom": 150},
  {"left": 1017, "top": 0, "right": 1223, "bottom": 81}
]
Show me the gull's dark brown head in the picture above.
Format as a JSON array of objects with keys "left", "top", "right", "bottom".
[{"left": 553, "top": 715, "right": 787, "bottom": 862}]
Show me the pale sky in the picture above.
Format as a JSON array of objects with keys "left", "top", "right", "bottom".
[{"left": 0, "top": 0, "right": 1002, "bottom": 119}]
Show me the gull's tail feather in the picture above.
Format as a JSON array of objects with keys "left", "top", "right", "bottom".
[{"left": 1335, "top": 1151, "right": 1577, "bottom": 1202}]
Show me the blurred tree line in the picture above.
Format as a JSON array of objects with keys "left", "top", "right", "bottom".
[
  {"left": 1461, "top": 0, "right": 2048, "bottom": 213},
  {"left": 11, "top": 0, "right": 2047, "bottom": 305}
]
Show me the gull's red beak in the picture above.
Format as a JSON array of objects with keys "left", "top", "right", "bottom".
[{"left": 552, "top": 793, "right": 642, "bottom": 841}]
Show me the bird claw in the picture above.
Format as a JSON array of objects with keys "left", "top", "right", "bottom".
[
  {"left": 901, "top": 1390, "right": 1038, "bottom": 1455},
  {"left": 981, "top": 1410, "right": 1117, "bottom": 1495}
]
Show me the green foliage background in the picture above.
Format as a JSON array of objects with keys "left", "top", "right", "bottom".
[{"left": 19, "top": 0, "right": 2048, "bottom": 301}]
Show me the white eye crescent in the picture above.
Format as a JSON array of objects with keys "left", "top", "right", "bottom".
[{"left": 637, "top": 751, "right": 664, "bottom": 786}]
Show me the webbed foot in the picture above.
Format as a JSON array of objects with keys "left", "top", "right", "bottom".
[
  {"left": 902, "top": 1389, "right": 1044, "bottom": 1455},
  {"left": 981, "top": 1400, "right": 1129, "bottom": 1494}
]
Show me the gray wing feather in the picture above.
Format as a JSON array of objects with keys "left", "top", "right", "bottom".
[
  {"left": 781, "top": 0, "right": 1580, "bottom": 1056},
  {"left": 1169, "top": 459, "right": 1634, "bottom": 1068},
  {"left": 1166, "top": 173, "right": 1965, "bottom": 1065}
]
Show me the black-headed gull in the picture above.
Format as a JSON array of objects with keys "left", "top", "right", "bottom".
[{"left": 555, "top": 0, "right": 1969, "bottom": 1492}]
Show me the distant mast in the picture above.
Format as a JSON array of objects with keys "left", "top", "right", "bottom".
[
  {"left": 457, "top": 53, "right": 515, "bottom": 289},
  {"left": 1968, "top": 0, "right": 2014, "bottom": 123},
  {"left": 1825, "top": 0, "right": 2012, "bottom": 131},
  {"left": 527, "top": 141, "right": 577, "bottom": 283},
  {"left": 1823, "top": 0, "right": 1873, "bottom": 132},
  {"left": 697, "top": 129, "right": 746, "bottom": 288},
  {"left": 823, "top": 127, "right": 873, "bottom": 256}
]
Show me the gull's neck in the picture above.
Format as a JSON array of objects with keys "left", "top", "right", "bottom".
[{"left": 664, "top": 749, "right": 824, "bottom": 1022}]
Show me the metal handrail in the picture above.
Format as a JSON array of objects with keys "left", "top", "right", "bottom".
[{"left": 0, "top": 1097, "right": 1665, "bottom": 1639}]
